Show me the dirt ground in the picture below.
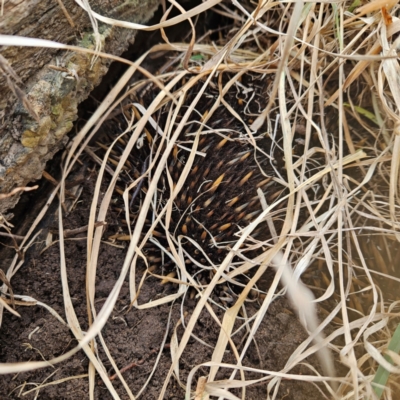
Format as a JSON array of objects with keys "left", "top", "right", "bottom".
[{"left": 0, "top": 165, "right": 329, "bottom": 399}]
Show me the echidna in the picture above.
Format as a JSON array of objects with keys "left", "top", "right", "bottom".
[{"left": 96, "top": 72, "right": 290, "bottom": 288}]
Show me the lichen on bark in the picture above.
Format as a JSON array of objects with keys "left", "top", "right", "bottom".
[{"left": 0, "top": 0, "right": 160, "bottom": 215}]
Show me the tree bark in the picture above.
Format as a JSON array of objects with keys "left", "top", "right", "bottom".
[{"left": 0, "top": 0, "right": 160, "bottom": 214}]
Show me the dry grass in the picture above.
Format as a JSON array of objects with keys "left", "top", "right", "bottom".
[{"left": 1, "top": 0, "right": 400, "bottom": 399}]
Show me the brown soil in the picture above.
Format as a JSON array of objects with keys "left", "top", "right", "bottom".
[{"left": 0, "top": 167, "right": 328, "bottom": 399}]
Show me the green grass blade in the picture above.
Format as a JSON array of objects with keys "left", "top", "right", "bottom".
[{"left": 372, "top": 324, "right": 400, "bottom": 398}]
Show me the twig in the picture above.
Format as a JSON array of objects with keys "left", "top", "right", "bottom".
[
  {"left": 53, "top": 221, "right": 107, "bottom": 238},
  {"left": 55, "top": 0, "right": 75, "bottom": 28},
  {"left": 0, "top": 232, "right": 25, "bottom": 241}
]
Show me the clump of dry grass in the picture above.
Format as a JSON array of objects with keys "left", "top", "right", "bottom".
[{"left": 1, "top": 0, "right": 400, "bottom": 399}]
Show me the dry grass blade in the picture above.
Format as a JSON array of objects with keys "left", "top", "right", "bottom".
[
  {"left": 0, "top": 296, "right": 20, "bottom": 317},
  {"left": 2, "top": 0, "right": 400, "bottom": 399},
  {"left": 57, "top": 204, "right": 122, "bottom": 399},
  {"left": 74, "top": 0, "right": 223, "bottom": 31},
  {"left": 21, "top": 374, "right": 89, "bottom": 396},
  {"left": 271, "top": 251, "right": 337, "bottom": 389}
]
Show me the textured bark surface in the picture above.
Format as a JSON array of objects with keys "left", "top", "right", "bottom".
[{"left": 0, "top": 0, "right": 160, "bottom": 214}]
